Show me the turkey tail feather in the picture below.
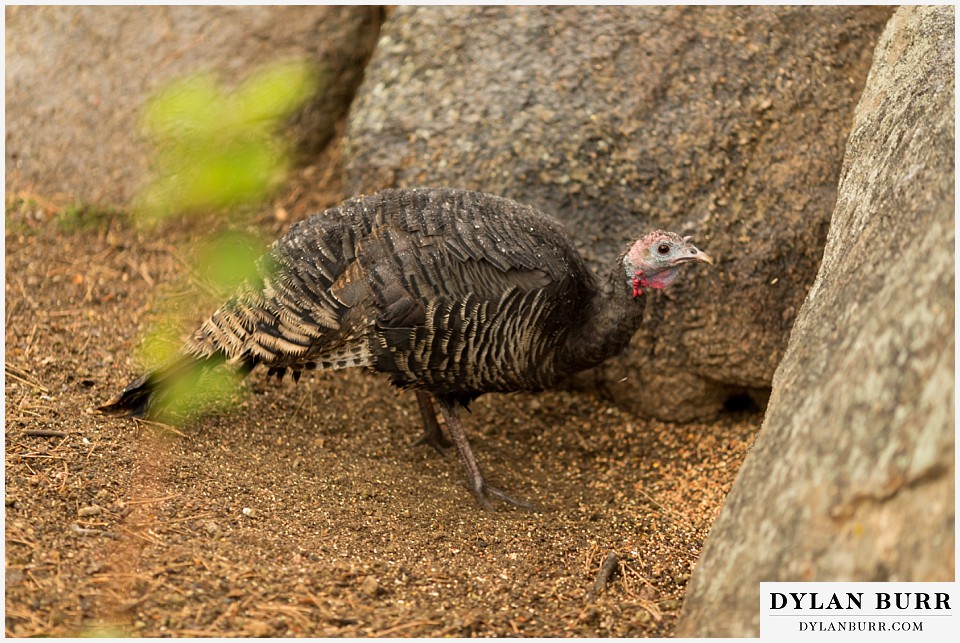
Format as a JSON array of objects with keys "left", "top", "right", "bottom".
[
  {"left": 97, "top": 355, "right": 198, "bottom": 418},
  {"left": 97, "top": 353, "right": 255, "bottom": 419},
  {"left": 97, "top": 371, "right": 162, "bottom": 418}
]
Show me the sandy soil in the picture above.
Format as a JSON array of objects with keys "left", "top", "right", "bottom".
[{"left": 4, "top": 145, "right": 760, "bottom": 637}]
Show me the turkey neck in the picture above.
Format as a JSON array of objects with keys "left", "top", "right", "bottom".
[{"left": 556, "top": 257, "right": 647, "bottom": 376}]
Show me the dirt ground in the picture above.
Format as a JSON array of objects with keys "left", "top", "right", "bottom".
[{"left": 4, "top": 141, "right": 761, "bottom": 637}]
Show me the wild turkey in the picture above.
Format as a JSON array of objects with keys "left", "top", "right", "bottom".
[{"left": 99, "top": 187, "right": 712, "bottom": 507}]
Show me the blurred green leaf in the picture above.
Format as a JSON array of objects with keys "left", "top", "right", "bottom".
[
  {"left": 137, "top": 318, "right": 245, "bottom": 424},
  {"left": 130, "top": 60, "right": 321, "bottom": 425},
  {"left": 232, "top": 60, "right": 318, "bottom": 126},
  {"left": 195, "top": 231, "right": 265, "bottom": 295},
  {"left": 138, "top": 318, "right": 183, "bottom": 370},
  {"left": 136, "top": 59, "right": 319, "bottom": 223},
  {"left": 157, "top": 363, "right": 243, "bottom": 424},
  {"left": 141, "top": 73, "right": 222, "bottom": 140}
]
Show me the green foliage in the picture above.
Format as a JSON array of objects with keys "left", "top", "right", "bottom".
[
  {"left": 194, "top": 230, "right": 265, "bottom": 298},
  {"left": 138, "top": 317, "right": 184, "bottom": 371},
  {"left": 137, "top": 317, "right": 245, "bottom": 425},
  {"left": 129, "top": 60, "right": 317, "bottom": 424},
  {"left": 136, "top": 60, "right": 318, "bottom": 223},
  {"left": 155, "top": 362, "right": 245, "bottom": 425}
]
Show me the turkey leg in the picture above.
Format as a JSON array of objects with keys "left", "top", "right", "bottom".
[
  {"left": 434, "top": 396, "right": 534, "bottom": 510},
  {"left": 410, "top": 390, "right": 452, "bottom": 453}
]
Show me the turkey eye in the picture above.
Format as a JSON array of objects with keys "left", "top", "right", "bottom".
[{"left": 657, "top": 243, "right": 671, "bottom": 255}]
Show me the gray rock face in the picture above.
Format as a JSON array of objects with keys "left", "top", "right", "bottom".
[
  {"left": 344, "top": 6, "right": 892, "bottom": 420},
  {"left": 5, "top": 5, "right": 381, "bottom": 208},
  {"left": 676, "top": 6, "right": 954, "bottom": 637}
]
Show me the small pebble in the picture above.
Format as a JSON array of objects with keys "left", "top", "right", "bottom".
[
  {"left": 242, "top": 507, "right": 256, "bottom": 518},
  {"left": 246, "top": 621, "right": 273, "bottom": 637},
  {"left": 359, "top": 575, "right": 379, "bottom": 597},
  {"left": 78, "top": 505, "right": 102, "bottom": 517}
]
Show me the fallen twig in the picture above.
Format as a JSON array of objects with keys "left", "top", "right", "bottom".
[
  {"left": 23, "top": 429, "right": 67, "bottom": 438},
  {"left": 132, "top": 417, "right": 187, "bottom": 437},
  {"left": 5, "top": 363, "right": 49, "bottom": 393},
  {"left": 115, "top": 526, "right": 164, "bottom": 546},
  {"left": 123, "top": 494, "right": 181, "bottom": 505},
  {"left": 586, "top": 550, "right": 620, "bottom": 603}
]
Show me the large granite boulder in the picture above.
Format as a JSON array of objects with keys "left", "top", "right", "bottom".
[
  {"left": 344, "top": 6, "right": 893, "bottom": 420},
  {"left": 676, "top": 6, "right": 955, "bottom": 636},
  {"left": 5, "top": 5, "right": 381, "bottom": 208}
]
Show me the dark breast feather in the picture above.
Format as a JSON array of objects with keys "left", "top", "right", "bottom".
[{"left": 352, "top": 189, "right": 595, "bottom": 395}]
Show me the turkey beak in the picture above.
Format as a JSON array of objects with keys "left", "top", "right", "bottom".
[
  {"left": 684, "top": 240, "right": 714, "bottom": 266},
  {"left": 691, "top": 247, "right": 714, "bottom": 265}
]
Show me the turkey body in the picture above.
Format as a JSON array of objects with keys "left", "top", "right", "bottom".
[
  {"left": 101, "top": 187, "right": 711, "bottom": 508},
  {"left": 190, "top": 187, "right": 634, "bottom": 403}
]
